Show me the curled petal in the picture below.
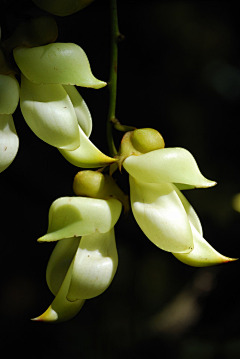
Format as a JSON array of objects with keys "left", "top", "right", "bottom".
[
  {"left": 20, "top": 75, "right": 80, "bottom": 150},
  {"left": 32, "top": 260, "right": 85, "bottom": 322},
  {"left": 130, "top": 176, "right": 193, "bottom": 253},
  {"left": 172, "top": 184, "right": 203, "bottom": 236},
  {"left": 0, "top": 114, "right": 19, "bottom": 173},
  {"left": 46, "top": 237, "right": 81, "bottom": 296},
  {"left": 123, "top": 148, "right": 216, "bottom": 188},
  {"left": 59, "top": 126, "right": 117, "bottom": 168},
  {"left": 0, "top": 74, "right": 20, "bottom": 115},
  {"left": 63, "top": 85, "right": 92, "bottom": 137},
  {"left": 173, "top": 223, "right": 237, "bottom": 267},
  {"left": 67, "top": 228, "right": 118, "bottom": 301},
  {"left": 14, "top": 43, "right": 106, "bottom": 89},
  {"left": 38, "top": 197, "right": 122, "bottom": 242},
  {"left": 32, "top": 0, "right": 94, "bottom": 16}
]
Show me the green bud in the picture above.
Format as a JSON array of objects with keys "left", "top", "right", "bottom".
[
  {"left": 131, "top": 128, "right": 165, "bottom": 154},
  {"left": 73, "top": 170, "right": 129, "bottom": 213},
  {"left": 117, "top": 128, "right": 165, "bottom": 170}
]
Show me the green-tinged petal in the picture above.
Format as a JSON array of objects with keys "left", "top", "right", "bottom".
[
  {"left": 173, "top": 223, "right": 237, "bottom": 267},
  {"left": 67, "top": 228, "right": 118, "bottom": 301},
  {"left": 172, "top": 184, "right": 203, "bottom": 236},
  {"left": 32, "top": 261, "right": 85, "bottom": 322},
  {"left": 14, "top": 43, "right": 106, "bottom": 89},
  {"left": 46, "top": 237, "right": 81, "bottom": 296},
  {"left": 32, "top": 0, "right": 94, "bottom": 16},
  {"left": 174, "top": 184, "right": 195, "bottom": 190},
  {"left": 0, "top": 74, "right": 19, "bottom": 115},
  {"left": 59, "top": 126, "right": 117, "bottom": 168},
  {"left": 38, "top": 197, "right": 122, "bottom": 242},
  {"left": 0, "top": 114, "right": 19, "bottom": 173},
  {"left": 63, "top": 85, "right": 92, "bottom": 137},
  {"left": 130, "top": 176, "right": 193, "bottom": 253},
  {"left": 20, "top": 75, "right": 80, "bottom": 150},
  {"left": 123, "top": 148, "right": 216, "bottom": 188}
]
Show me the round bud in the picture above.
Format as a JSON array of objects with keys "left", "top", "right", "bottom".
[
  {"left": 73, "top": 171, "right": 105, "bottom": 197},
  {"left": 131, "top": 128, "right": 165, "bottom": 154}
]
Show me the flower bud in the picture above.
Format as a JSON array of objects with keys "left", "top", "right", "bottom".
[
  {"left": 117, "top": 128, "right": 165, "bottom": 169},
  {"left": 73, "top": 170, "right": 129, "bottom": 213},
  {"left": 131, "top": 128, "right": 165, "bottom": 154}
]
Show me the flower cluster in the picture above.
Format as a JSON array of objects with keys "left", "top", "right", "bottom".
[
  {"left": 32, "top": 129, "right": 235, "bottom": 322},
  {"left": 1, "top": 0, "right": 236, "bottom": 325},
  {"left": 1, "top": 16, "right": 116, "bottom": 173}
]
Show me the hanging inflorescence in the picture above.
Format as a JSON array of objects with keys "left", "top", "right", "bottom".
[{"left": 0, "top": 0, "right": 236, "bottom": 323}]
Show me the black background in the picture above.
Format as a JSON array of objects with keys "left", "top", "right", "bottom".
[{"left": 1, "top": 1, "right": 240, "bottom": 358}]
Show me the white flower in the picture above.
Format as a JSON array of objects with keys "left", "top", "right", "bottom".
[{"left": 33, "top": 196, "right": 122, "bottom": 322}]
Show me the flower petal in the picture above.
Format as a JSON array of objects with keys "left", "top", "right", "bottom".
[
  {"left": 59, "top": 125, "right": 117, "bottom": 168},
  {"left": 173, "top": 222, "right": 237, "bottom": 267},
  {"left": 38, "top": 197, "right": 122, "bottom": 242},
  {"left": 14, "top": 43, "right": 106, "bottom": 89},
  {"left": 32, "top": 0, "right": 94, "bottom": 16},
  {"left": 20, "top": 75, "right": 80, "bottom": 150},
  {"left": 46, "top": 237, "right": 81, "bottom": 296},
  {"left": 130, "top": 176, "right": 193, "bottom": 253},
  {"left": 123, "top": 148, "right": 216, "bottom": 188},
  {"left": 32, "top": 260, "right": 85, "bottom": 322},
  {"left": 0, "top": 114, "right": 19, "bottom": 173},
  {"left": 63, "top": 85, "right": 92, "bottom": 137},
  {"left": 67, "top": 228, "right": 118, "bottom": 301},
  {"left": 0, "top": 74, "right": 20, "bottom": 115},
  {"left": 172, "top": 184, "right": 203, "bottom": 236}
]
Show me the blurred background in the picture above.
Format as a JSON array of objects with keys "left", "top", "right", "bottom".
[{"left": 1, "top": 1, "right": 240, "bottom": 358}]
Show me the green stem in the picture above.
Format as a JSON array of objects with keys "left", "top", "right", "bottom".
[{"left": 107, "top": 0, "right": 120, "bottom": 157}]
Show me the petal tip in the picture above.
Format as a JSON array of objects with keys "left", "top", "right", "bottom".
[{"left": 31, "top": 307, "right": 58, "bottom": 322}]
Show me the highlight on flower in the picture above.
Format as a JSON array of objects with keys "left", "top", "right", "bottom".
[{"left": 33, "top": 171, "right": 123, "bottom": 322}]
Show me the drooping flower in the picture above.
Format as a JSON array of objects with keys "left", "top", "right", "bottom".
[
  {"left": 33, "top": 171, "right": 127, "bottom": 322},
  {"left": 11, "top": 42, "right": 116, "bottom": 167},
  {"left": 119, "top": 128, "right": 235, "bottom": 267}
]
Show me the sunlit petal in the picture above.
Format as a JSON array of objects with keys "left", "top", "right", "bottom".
[
  {"left": 67, "top": 228, "right": 118, "bottom": 301},
  {"left": 32, "top": 260, "right": 85, "bottom": 322},
  {"left": 124, "top": 148, "right": 216, "bottom": 188},
  {"left": 59, "top": 125, "right": 117, "bottom": 168},
  {"left": 46, "top": 237, "right": 80, "bottom": 296},
  {"left": 20, "top": 75, "right": 80, "bottom": 150},
  {"left": 172, "top": 184, "right": 203, "bottom": 236},
  {"left": 130, "top": 176, "right": 193, "bottom": 253},
  {"left": 63, "top": 85, "right": 92, "bottom": 137},
  {"left": 173, "top": 222, "right": 237, "bottom": 267},
  {"left": 38, "top": 197, "right": 122, "bottom": 242},
  {"left": 14, "top": 43, "right": 106, "bottom": 88}
]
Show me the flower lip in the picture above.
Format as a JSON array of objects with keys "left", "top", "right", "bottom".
[{"left": 123, "top": 147, "right": 216, "bottom": 188}]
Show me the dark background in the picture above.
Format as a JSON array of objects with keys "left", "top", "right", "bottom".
[{"left": 1, "top": 1, "right": 240, "bottom": 358}]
